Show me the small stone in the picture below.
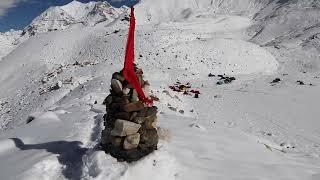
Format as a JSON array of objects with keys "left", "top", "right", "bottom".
[
  {"left": 179, "top": 110, "right": 184, "bottom": 114},
  {"left": 139, "top": 127, "right": 159, "bottom": 149},
  {"left": 109, "top": 103, "right": 125, "bottom": 112},
  {"left": 216, "top": 81, "right": 224, "bottom": 85},
  {"left": 137, "top": 106, "right": 158, "bottom": 117},
  {"left": 112, "top": 72, "right": 125, "bottom": 82},
  {"left": 123, "top": 88, "right": 130, "bottom": 95},
  {"left": 168, "top": 106, "right": 177, "bottom": 112},
  {"left": 113, "top": 96, "right": 129, "bottom": 104},
  {"left": 114, "top": 112, "right": 131, "bottom": 120},
  {"left": 122, "top": 95, "right": 130, "bottom": 104},
  {"left": 103, "top": 95, "right": 113, "bottom": 106},
  {"left": 111, "top": 79, "right": 123, "bottom": 94},
  {"left": 123, "top": 102, "right": 144, "bottom": 112},
  {"left": 134, "top": 107, "right": 157, "bottom": 124},
  {"left": 51, "top": 81, "right": 63, "bottom": 90},
  {"left": 297, "top": 81, "right": 305, "bottom": 85},
  {"left": 111, "top": 136, "right": 124, "bottom": 147},
  {"left": 133, "top": 116, "right": 145, "bottom": 124},
  {"left": 123, "top": 133, "right": 140, "bottom": 150},
  {"left": 111, "top": 119, "right": 141, "bottom": 137},
  {"left": 144, "top": 115, "right": 157, "bottom": 129},
  {"left": 131, "top": 89, "right": 139, "bottom": 102},
  {"left": 208, "top": 73, "right": 215, "bottom": 77},
  {"left": 271, "top": 78, "right": 281, "bottom": 83},
  {"left": 130, "top": 112, "right": 138, "bottom": 121}
]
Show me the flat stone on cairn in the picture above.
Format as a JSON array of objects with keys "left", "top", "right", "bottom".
[{"left": 101, "top": 68, "right": 159, "bottom": 162}]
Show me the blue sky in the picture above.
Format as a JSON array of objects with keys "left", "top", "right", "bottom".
[{"left": 0, "top": 0, "right": 138, "bottom": 32}]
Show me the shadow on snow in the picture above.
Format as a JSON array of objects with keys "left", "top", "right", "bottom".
[{"left": 10, "top": 138, "right": 88, "bottom": 180}]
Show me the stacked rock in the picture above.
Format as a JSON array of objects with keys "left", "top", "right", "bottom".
[{"left": 101, "top": 68, "right": 159, "bottom": 162}]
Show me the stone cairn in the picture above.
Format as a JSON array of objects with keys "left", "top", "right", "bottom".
[{"left": 101, "top": 66, "right": 159, "bottom": 162}]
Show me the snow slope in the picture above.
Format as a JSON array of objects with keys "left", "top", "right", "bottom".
[
  {"left": 0, "top": 0, "right": 320, "bottom": 180},
  {"left": 0, "top": 30, "right": 22, "bottom": 61}
]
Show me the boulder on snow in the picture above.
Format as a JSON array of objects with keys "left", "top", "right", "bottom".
[{"left": 51, "top": 81, "right": 63, "bottom": 90}]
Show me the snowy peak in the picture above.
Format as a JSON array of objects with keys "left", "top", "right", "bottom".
[
  {"left": 60, "top": 0, "right": 95, "bottom": 19},
  {"left": 22, "top": 1, "right": 127, "bottom": 36},
  {"left": 22, "top": 6, "right": 76, "bottom": 36},
  {"left": 84, "top": 2, "right": 126, "bottom": 26}
]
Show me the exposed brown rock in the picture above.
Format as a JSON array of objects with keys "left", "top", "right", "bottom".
[
  {"left": 111, "top": 136, "right": 124, "bottom": 148},
  {"left": 144, "top": 115, "right": 157, "bottom": 129},
  {"left": 111, "top": 79, "right": 123, "bottom": 94},
  {"left": 139, "top": 127, "right": 159, "bottom": 149},
  {"left": 114, "top": 112, "right": 131, "bottom": 120},
  {"left": 123, "top": 102, "right": 144, "bottom": 112},
  {"left": 112, "top": 72, "right": 125, "bottom": 82}
]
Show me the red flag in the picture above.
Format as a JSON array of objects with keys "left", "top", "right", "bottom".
[{"left": 123, "top": 7, "right": 153, "bottom": 105}]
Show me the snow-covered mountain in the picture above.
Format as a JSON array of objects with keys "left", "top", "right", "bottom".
[
  {"left": 22, "top": 1, "right": 128, "bottom": 36},
  {"left": 0, "top": 0, "right": 320, "bottom": 180},
  {"left": 0, "top": 30, "right": 22, "bottom": 61}
]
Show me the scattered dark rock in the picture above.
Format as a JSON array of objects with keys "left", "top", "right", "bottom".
[
  {"left": 179, "top": 110, "right": 184, "bottom": 114},
  {"left": 168, "top": 106, "right": 177, "bottom": 112},
  {"left": 208, "top": 73, "right": 215, "bottom": 77},
  {"left": 169, "top": 82, "right": 200, "bottom": 97},
  {"left": 216, "top": 75, "right": 236, "bottom": 85},
  {"left": 271, "top": 78, "right": 281, "bottom": 84},
  {"left": 26, "top": 116, "right": 35, "bottom": 124},
  {"left": 121, "top": 16, "right": 130, "bottom": 22},
  {"left": 297, "top": 80, "right": 305, "bottom": 85},
  {"left": 114, "top": 30, "right": 120, "bottom": 34},
  {"left": 51, "top": 81, "right": 63, "bottom": 90}
]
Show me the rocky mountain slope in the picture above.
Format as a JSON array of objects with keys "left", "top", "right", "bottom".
[{"left": 22, "top": 1, "right": 128, "bottom": 36}]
